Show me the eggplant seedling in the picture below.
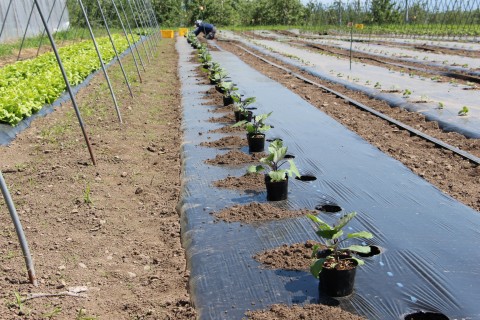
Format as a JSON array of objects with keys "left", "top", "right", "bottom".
[
  {"left": 308, "top": 212, "right": 373, "bottom": 278},
  {"left": 403, "top": 89, "right": 412, "bottom": 97},
  {"left": 248, "top": 139, "right": 300, "bottom": 182},
  {"left": 458, "top": 106, "right": 469, "bottom": 116}
]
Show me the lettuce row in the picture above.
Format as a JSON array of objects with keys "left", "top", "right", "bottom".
[{"left": 0, "top": 34, "right": 137, "bottom": 125}]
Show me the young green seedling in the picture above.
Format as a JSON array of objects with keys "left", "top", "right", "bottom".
[
  {"left": 248, "top": 139, "right": 300, "bottom": 182},
  {"left": 458, "top": 106, "right": 469, "bottom": 116},
  {"left": 308, "top": 212, "right": 373, "bottom": 278}
]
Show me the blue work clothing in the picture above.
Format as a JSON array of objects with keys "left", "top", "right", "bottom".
[{"left": 194, "top": 23, "right": 215, "bottom": 36}]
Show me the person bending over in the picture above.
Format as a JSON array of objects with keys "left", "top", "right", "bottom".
[{"left": 194, "top": 20, "right": 216, "bottom": 40}]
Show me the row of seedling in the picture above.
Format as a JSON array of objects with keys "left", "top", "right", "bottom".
[{"left": 189, "top": 34, "right": 376, "bottom": 301}]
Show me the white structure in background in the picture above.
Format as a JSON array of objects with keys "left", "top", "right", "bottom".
[{"left": 0, "top": 0, "right": 70, "bottom": 43}]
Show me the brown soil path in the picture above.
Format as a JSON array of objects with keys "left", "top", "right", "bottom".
[{"left": 0, "top": 38, "right": 195, "bottom": 319}]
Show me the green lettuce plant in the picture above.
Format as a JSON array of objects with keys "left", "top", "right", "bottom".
[
  {"left": 248, "top": 139, "right": 300, "bottom": 182},
  {"left": 307, "top": 212, "right": 373, "bottom": 278}
]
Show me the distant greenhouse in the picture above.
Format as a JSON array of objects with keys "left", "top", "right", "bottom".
[{"left": 0, "top": 0, "right": 69, "bottom": 43}]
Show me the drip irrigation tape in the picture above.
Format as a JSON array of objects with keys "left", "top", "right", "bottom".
[{"left": 232, "top": 44, "right": 480, "bottom": 166}]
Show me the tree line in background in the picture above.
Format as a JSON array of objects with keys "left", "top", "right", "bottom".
[{"left": 66, "top": 0, "right": 480, "bottom": 30}]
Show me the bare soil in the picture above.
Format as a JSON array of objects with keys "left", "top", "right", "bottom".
[
  {"left": 217, "top": 40, "right": 480, "bottom": 211},
  {"left": 205, "top": 150, "right": 266, "bottom": 166},
  {"left": 200, "top": 135, "right": 247, "bottom": 148},
  {"left": 246, "top": 304, "right": 366, "bottom": 320},
  {"left": 213, "top": 202, "right": 317, "bottom": 223},
  {"left": 213, "top": 172, "right": 265, "bottom": 191},
  {"left": 254, "top": 241, "right": 317, "bottom": 271},
  {"left": 0, "top": 39, "right": 195, "bottom": 319}
]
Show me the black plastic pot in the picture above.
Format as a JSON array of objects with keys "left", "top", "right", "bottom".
[
  {"left": 247, "top": 133, "right": 265, "bottom": 153},
  {"left": 319, "top": 258, "right": 358, "bottom": 297},
  {"left": 223, "top": 96, "right": 234, "bottom": 106},
  {"left": 265, "top": 174, "right": 288, "bottom": 201},
  {"left": 215, "top": 85, "right": 225, "bottom": 94},
  {"left": 234, "top": 110, "right": 253, "bottom": 122}
]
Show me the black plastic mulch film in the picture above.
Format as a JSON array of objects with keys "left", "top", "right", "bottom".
[
  {"left": 233, "top": 39, "right": 480, "bottom": 140},
  {"left": 177, "top": 39, "right": 480, "bottom": 320}
]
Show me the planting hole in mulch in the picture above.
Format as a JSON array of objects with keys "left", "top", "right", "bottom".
[
  {"left": 295, "top": 174, "right": 317, "bottom": 181},
  {"left": 404, "top": 311, "right": 449, "bottom": 320},
  {"left": 213, "top": 202, "right": 318, "bottom": 223},
  {"left": 245, "top": 107, "right": 257, "bottom": 110},
  {"left": 315, "top": 203, "right": 342, "bottom": 213},
  {"left": 357, "top": 245, "right": 382, "bottom": 257},
  {"left": 205, "top": 150, "right": 266, "bottom": 166},
  {"left": 284, "top": 154, "right": 295, "bottom": 159}
]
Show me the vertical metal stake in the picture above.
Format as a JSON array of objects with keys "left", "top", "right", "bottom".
[
  {"left": 17, "top": 1, "right": 36, "bottom": 60},
  {"left": 118, "top": 0, "right": 147, "bottom": 71},
  {"left": 133, "top": 0, "right": 154, "bottom": 56},
  {"left": 78, "top": 0, "right": 123, "bottom": 123},
  {"left": 33, "top": 0, "right": 96, "bottom": 166},
  {"left": 141, "top": 0, "right": 160, "bottom": 49},
  {"left": 127, "top": 0, "right": 151, "bottom": 63},
  {"left": 53, "top": 0, "right": 69, "bottom": 41},
  {"left": 111, "top": 0, "right": 143, "bottom": 82},
  {"left": 0, "top": 172, "right": 38, "bottom": 286},
  {"left": 0, "top": 0, "right": 13, "bottom": 41},
  {"left": 36, "top": 0, "right": 58, "bottom": 57},
  {"left": 96, "top": 0, "right": 134, "bottom": 98}
]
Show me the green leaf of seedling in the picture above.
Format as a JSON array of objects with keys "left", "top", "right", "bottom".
[
  {"left": 287, "top": 159, "right": 301, "bottom": 178},
  {"left": 247, "top": 165, "right": 264, "bottom": 174},
  {"left": 346, "top": 245, "right": 371, "bottom": 254},
  {"left": 232, "top": 120, "right": 247, "bottom": 128},
  {"left": 347, "top": 231, "right": 373, "bottom": 239},
  {"left": 331, "top": 230, "right": 344, "bottom": 240},
  {"left": 307, "top": 214, "right": 333, "bottom": 231},
  {"left": 352, "top": 257, "right": 365, "bottom": 266},
  {"left": 316, "top": 229, "right": 338, "bottom": 239},
  {"left": 268, "top": 170, "right": 287, "bottom": 182},
  {"left": 310, "top": 258, "right": 326, "bottom": 278},
  {"left": 335, "top": 212, "right": 356, "bottom": 231}
]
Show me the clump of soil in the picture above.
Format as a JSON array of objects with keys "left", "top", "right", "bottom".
[
  {"left": 254, "top": 241, "right": 319, "bottom": 271},
  {"left": 213, "top": 172, "right": 264, "bottom": 190},
  {"left": 214, "top": 202, "right": 317, "bottom": 223},
  {"left": 246, "top": 304, "right": 366, "bottom": 320},
  {"left": 200, "top": 136, "right": 247, "bottom": 148},
  {"left": 208, "top": 105, "right": 234, "bottom": 113},
  {"left": 209, "top": 125, "right": 245, "bottom": 134},
  {"left": 208, "top": 113, "right": 235, "bottom": 123},
  {"left": 205, "top": 150, "right": 265, "bottom": 166}
]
